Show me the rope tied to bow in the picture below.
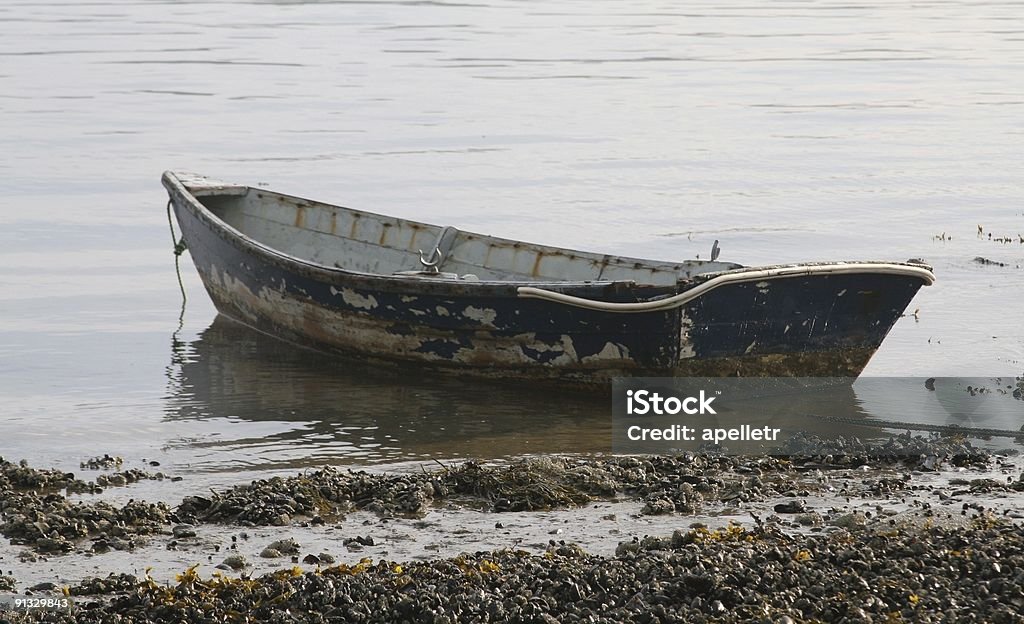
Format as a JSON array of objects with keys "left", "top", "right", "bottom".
[{"left": 166, "top": 200, "right": 188, "bottom": 306}]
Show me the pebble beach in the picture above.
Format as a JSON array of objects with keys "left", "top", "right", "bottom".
[{"left": 3, "top": 434, "right": 1024, "bottom": 622}]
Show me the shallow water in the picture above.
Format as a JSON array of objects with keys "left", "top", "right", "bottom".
[{"left": 2, "top": 0, "right": 1023, "bottom": 483}]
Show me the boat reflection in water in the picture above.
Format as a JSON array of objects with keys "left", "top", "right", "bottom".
[
  {"left": 164, "top": 315, "right": 612, "bottom": 471},
  {"left": 852, "top": 376, "right": 1024, "bottom": 433},
  {"left": 165, "top": 317, "right": 1022, "bottom": 470}
]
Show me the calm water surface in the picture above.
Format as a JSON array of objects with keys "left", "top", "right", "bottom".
[{"left": 1, "top": 0, "right": 1022, "bottom": 485}]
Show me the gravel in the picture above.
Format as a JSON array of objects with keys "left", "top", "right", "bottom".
[
  {"left": 13, "top": 518, "right": 1024, "bottom": 623},
  {"left": 0, "top": 466, "right": 170, "bottom": 555},
  {"left": 170, "top": 439, "right": 996, "bottom": 530},
  {"left": 1, "top": 442, "right": 1022, "bottom": 622},
  {"left": 0, "top": 434, "right": 1011, "bottom": 558}
]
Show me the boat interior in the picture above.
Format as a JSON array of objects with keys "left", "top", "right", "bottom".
[{"left": 189, "top": 181, "right": 742, "bottom": 285}]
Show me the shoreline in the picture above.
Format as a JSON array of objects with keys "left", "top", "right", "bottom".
[{"left": 2, "top": 438, "right": 1023, "bottom": 621}]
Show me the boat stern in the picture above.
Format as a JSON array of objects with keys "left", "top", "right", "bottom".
[{"left": 674, "top": 261, "right": 934, "bottom": 376}]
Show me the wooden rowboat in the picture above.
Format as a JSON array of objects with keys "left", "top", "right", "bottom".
[{"left": 162, "top": 171, "right": 934, "bottom": 383}]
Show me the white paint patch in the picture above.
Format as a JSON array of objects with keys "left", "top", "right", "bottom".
[
  {"left": 679, "top": 310, "right": 696, "bottom": 359},
  {"left": 522, "top": 334, "right": 579, "bottom": 366},
  {"left": 330, "top": 286, "right": 378, "bottom": 310},
  {"left": 199, "top": 266, "right": 607, "bottom": 377},
  {"left": 580, "top": 342, "right": 629, "bottom": 364},
  {"left": 463, "top": 305, "right": 498, "bottom": 327},
  {"left": 436, "top": 306, "right": 450, "bottom": 317},
  {"left": 837, "top": 289, "right": 847, "bottom": 297},
  {"left": 208, "top": 265, "right": 261, "bottom": 325}
]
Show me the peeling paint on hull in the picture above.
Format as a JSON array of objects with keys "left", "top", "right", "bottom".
[{"left": 164, "top": 173, "right": 931, "bottom": 385}]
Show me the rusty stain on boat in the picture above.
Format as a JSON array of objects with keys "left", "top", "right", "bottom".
[{"left": 531, "top": 251, "right": 544, "bottom": 277}]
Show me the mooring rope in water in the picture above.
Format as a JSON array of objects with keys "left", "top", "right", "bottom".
[
  {"left": 166, "top": 200, "right": 188, "bottom": 314},
  {"left": 807, "top": 412, "right": 1024, "bottom": 440}
]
